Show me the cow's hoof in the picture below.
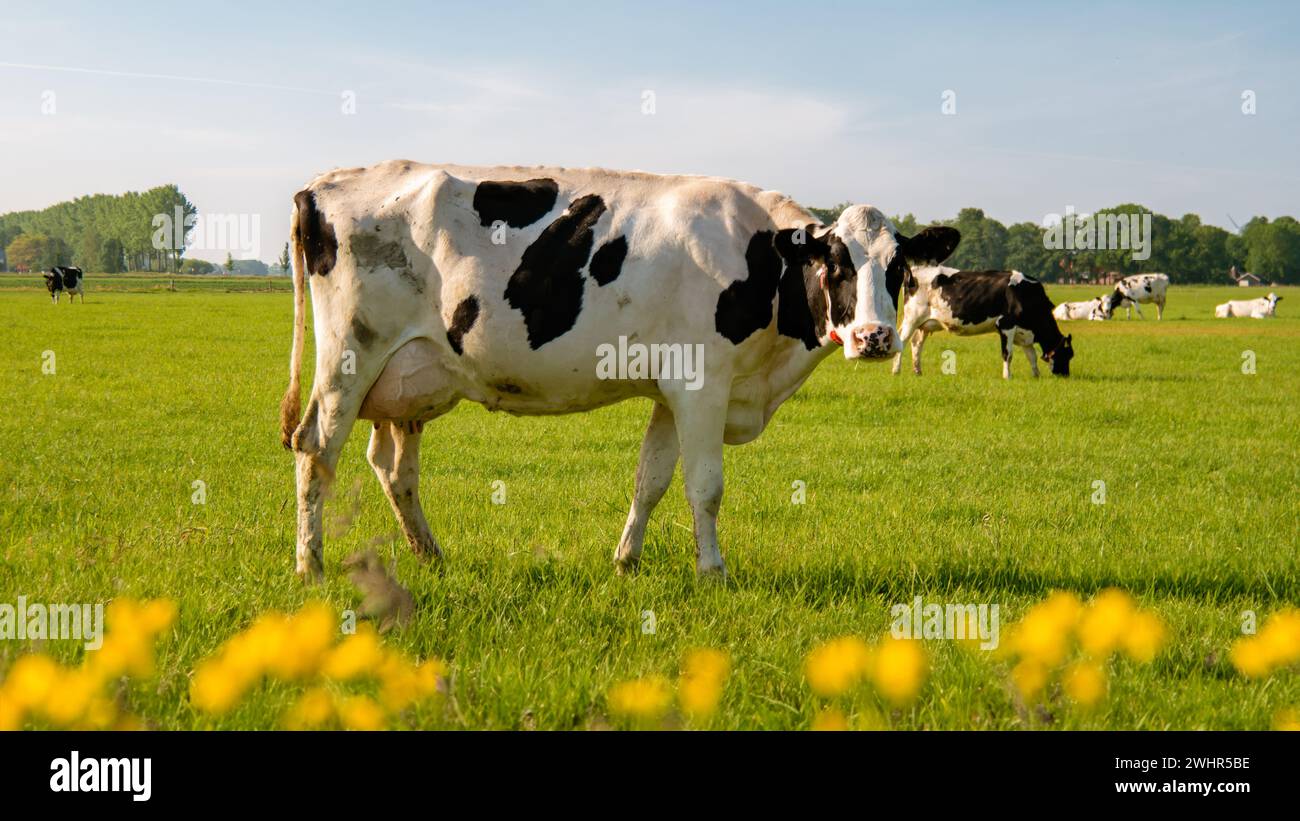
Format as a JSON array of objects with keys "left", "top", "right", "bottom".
[
  {"left": 296, "top": 564, "right": 325, "bottom": 585},
  {"left": 614, "top": 556, "right": 640, "bottom": 576},
  {"left": 696, "top": 563, "right": 728, "bottom": 582}
]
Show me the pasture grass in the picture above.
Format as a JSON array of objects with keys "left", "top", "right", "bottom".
[{"left": 0, "top": 284, "right": 1296, "bottom": 730}]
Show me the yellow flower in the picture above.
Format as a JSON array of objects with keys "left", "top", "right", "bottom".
[
  {"left": 4, "top": 654, "right": 60, "bottom": 709},
  {"left": 871, "top": 638, "right": 927, "bottom": 705},
  {"left": 321, "top": 627, "right": 384, "bottom": 681},
  {"left": 1006, "top": 592, "right": 1081, "bottom": 666},
  {"left": 283, "top": 687, "right": 336, "bottom": 730},
  {"left": 811, "top": 708, "right": 848, "bottom": 731},
  {"left": 1063, "top": 660, "right": 1107, "bottom": 707},
  {"left": 1121, "top": 611, "right": 1166, "bottom": 663},
  {"left": 267, "top": 602, "right": 335, "bottom": 680},
  {"left": 608, "top": 676, "right": 672, "bottom": 720},
  {"left": 678, "top": 649, "right": 730, "bottom": 719},
  {"left": 1274, "top": 708, "right": 1300, "bottom": 731},
  {"left": 41, "top": 668, "right": 99, "bottom": 725},
  {"left": 1230, "top": 638, "right": 1271, "bottom": 678},
  {"left": 338, "top": 695, "right": 386, "bottom": 730},
  {"left": 804, "top": 637, "right": 872, "bottom": 698},
  {"left": 1078, "top": 589, "right": 1135, "bottom": 658},
  {"left": 0, "top": 690, "right": 24, "bottom": 730},
  {"left": 1012, "top": 658, "right": 1049, "bottom": 701},
  {"left": 190, "top": 658, "right": 254, "bottom": 714}
]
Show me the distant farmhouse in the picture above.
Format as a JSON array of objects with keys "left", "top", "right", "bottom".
[{"left": 1229, "top": 265, "right": 1267, "bottom": 287}]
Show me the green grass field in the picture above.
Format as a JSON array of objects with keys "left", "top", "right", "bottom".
[{"left": 1, "top": 284, "right": 1297, "bottom": 730}]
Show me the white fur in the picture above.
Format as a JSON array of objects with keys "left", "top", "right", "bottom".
[{"left": 1216, "top": 292, "right": 1280, "bottom": 318}]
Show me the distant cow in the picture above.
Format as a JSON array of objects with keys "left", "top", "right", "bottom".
[
  {"left": 893, "top": 269, "right": 1073, "bottom": 379},
  {"left": 1215, "top": 292, "right": 1281, "bottom": 318},
  {"left": 280, "top": 161, "right": 962, "bottom": 580},
  {"left": 1098, "top": 273, "right": 1168, "bottom": 319},
  {"left": 43, "top": 266, "right": 84, "bottom": 304},
  {"left": 1052, "top": 297, "right": 1105, "bottom": 321}
]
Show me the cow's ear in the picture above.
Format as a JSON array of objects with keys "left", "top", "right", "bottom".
[
  {"left": 774, "top": 226, "right": 827, "bottom": 264},
  {"left": 898, "top": 226, "right": 961, "bottom": 265}
]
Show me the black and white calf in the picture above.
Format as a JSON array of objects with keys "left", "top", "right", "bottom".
[
  {"left": 892, "top": 269, "right": 1074, "bottom": 379},
  {"left": 1098, "top": 273, "right": 1168, "bottom": 320},
  {"left": 43, "top": 266, "right": 85, "bottom": 304},
  {"left": 280, "top": 161, "right": 961, "bottom": 580}
]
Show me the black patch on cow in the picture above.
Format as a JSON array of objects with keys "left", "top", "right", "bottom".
[
  {"left": 715, "top": 231, "right": 784, "bottom": 344},
  {"left": 473, "top": 178, "right": 560, "bottom": 228},
  {"left": 351, "top": 316, "right": 376, "bottom": 348},
  {"left": 505, "top": 194, "right": 606, "bottom": 349},
  {"left": 44, "top": 271, "right": 63, "bottom": 294},
  {"left": 446, "top": 296, "right": 480, "bottom": 355},
  {"left": 294, "top": 189, "right": 338, "bottom": 276},
  {"left": 773, "top": 229, "right": 824, "bottom": 350},
  {"left": 493, "top": 381, "right": 524, "bottom": 395},
  {"left": 589, "top": 236, "right": 628, "bottom": 286}
]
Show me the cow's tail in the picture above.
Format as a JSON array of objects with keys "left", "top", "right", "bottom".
[{"left": 279, "top": 208, "right": 308, "bottom": 450}]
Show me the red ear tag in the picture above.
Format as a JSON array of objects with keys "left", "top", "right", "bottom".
[{"left": 829, "top": 328, "right": 842, "bottom": 345}]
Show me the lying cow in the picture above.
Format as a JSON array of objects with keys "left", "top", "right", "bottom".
[
  {"left": 279, "top": 161, "right": 961, "bottom": 580},
  {"left": 1052, "top": 296, "right": 1105, "bottom": 321},
  {"left": 1215, "top": 292, "right": 1281, "bottom": 318},
  {"left": 1098, "top": 273, "right": 1168, "bottom": 320},
  {"left": 43, "top": 266, "right": 85, "bottom": 303},
  {"left": 892, "top": 269, "right": 1073, "bottom": 379}
]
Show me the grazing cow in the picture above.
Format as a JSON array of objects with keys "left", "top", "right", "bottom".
[
  {"left": 279, "top": 161, "right": 961, "bottom": 580},
  {"left": 1215, "top": 292, "right": 1281, "bottom": 318},
  {"left": 1052, "top": 297, "right": 1105, "bottom": 321},
  {"left": 1098, "top": 273, "right": 1168, "bottom": 320},
  {"left": 892, "top": 269, "right": 1073, "bottom": 379},
  {"left": 42, "top": 266, "right": 84, "bottom": 303}
]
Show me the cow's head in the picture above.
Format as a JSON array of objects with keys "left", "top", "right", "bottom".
[
  {"left": 1044, "top": 334, "right": 1074, "bottom": 376},
  {"left": 778, "top": 206, "right": 960, "bottom": 359},
  {"left": 1098, "top": 289, "right": 1126, "bottom": 319}
]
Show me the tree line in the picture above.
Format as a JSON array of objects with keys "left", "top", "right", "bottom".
[
  {"left": 0, "top": 185, "right": 196, "bottom": 274},
  {"left": 807, "top": 204, "right": 1299, "bottom": 284}
]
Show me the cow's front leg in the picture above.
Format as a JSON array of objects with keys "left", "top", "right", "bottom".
[
  {"left": 367, "top": 420, "right": 442, "bottom": 561},
  {"left": 910, "top": 329, "right": 928, "bottom": 375},
  {"left": 999, "top": 326, "right": 1016, "bottom": 380},
  {"left": 669, "top": 390, "right": 728, "bottom": 577},
  {"left": 1156, "top": 300, "right": 1164, "bottom": 320},
  {"left": 1023, "top": 345, "right": 1039, "bottom": 377},
  {"left": 615, "top": 402, "right": 679, "bottom": 574}
]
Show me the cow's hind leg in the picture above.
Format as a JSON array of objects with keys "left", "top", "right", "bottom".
[
  {"left": 1156, "top": 299, "right": 1164, "bottom": 320},
  {"left": 615, "top": 402, "right": 679, "bottom": 574},
  {"left": 367, "top": 420, "right": 442, "bottom": 561},
  {"left": 999, "top": 325, "right": 1016, "bottom": 379},
  {"left": 291, "top": 360, "right": 388, "bottom": 580},
  {"left": 910, "top": 329, "right": 929, "bottom": 375}
]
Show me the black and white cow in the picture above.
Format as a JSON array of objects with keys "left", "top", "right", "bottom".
[
  {"left": 43, "top": 266, "right": 84, "bottom": 303},
  {"left": 279, "top": 161, "right": 960, "bottom": 580},
  {"left": 1215, "top": 292, "right": 1281, "bottom": 318},
  {"left": 1098, "top": 273, "right": 1168, "bottom": 320},
  {"left": 892, "top": 269, "right": 1073, "bottom": 379}
]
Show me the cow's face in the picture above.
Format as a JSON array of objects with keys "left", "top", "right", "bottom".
[
  {"left": 1046, "top": 334, "right": 1073, "bottom": 376},
  {"left": 829, "top": 206, "right": 960, "bottom": 359}
]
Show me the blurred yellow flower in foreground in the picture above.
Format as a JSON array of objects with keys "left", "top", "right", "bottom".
[
  {"left": 0, "top": 598, "right": 176, "bottom": 731},
  {"left": 812, "top": 708, "right": 848, "bottom": 731},
  {"left": 1231, "top": 609, "right": 1300, "bottom": 679},
  {"left": 678, "top": 649, "right": 730, "bottom": 719},
  {"left": 1063, "top": 661, "right": 1107, "bottom": 707},
  {"left": 188, "top": 602, "right": 446, "bottom": 730},
  {"left": 872, "top": 638, "right": 927, "bottom": 705},
  {"left": 1002, "top": 590, "right": 1165, "bottom": 709},
  {"left": 608, "top": 675, "right": 672, "bottom": 720},
  {"left": 1273, "top": 708, "right": 1300, "bottom": 731},
  {"left": 804, "top": 637, "right": 873, "bottom": 698}
]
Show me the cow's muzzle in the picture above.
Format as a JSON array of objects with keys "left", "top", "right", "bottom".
[{"left": 848, "top": 323, "right": 899, "bottom": 359}]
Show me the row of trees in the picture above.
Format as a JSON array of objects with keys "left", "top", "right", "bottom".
[
  {"left": 0, "top": 185, "right": 196, "bottom": 273},
  {"left": 807, "top": 204, "right": 1299, "bottom": 284}
]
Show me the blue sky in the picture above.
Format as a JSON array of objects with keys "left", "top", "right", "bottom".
[{"left": 1, "top": 0, "right": 1297, "bottom": 262}]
